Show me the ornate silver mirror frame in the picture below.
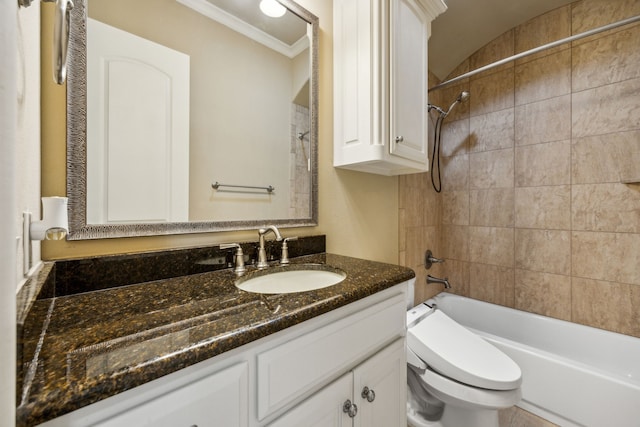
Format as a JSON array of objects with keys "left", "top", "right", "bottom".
[{"left": 65, "top": 0, "right": 318, "bottom": 240}]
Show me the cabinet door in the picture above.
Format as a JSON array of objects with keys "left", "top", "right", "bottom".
[
  {"left": 353, "top": 338, "right": 407, "bottom": 427},
  {"left": 268, "top": 373, "right": 354, "bottom": 427},
  {"left": 389, "top": 0, "right": 429, "bottom": 164},
  {"left": 93, "top": 362, "right": 248, "bottom": 427}
]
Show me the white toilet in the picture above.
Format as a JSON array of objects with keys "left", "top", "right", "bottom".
[{"left": 406, "top": 301, "right": 522, "bottom": 427}]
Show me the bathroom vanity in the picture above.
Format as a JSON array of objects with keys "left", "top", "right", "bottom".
[{"left": 17, "top": 245, "right": 414, "bottom": 427}]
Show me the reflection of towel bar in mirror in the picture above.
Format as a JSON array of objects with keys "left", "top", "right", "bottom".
[{"left": 212, "top": 182, "right": 275, "bottom": 194}]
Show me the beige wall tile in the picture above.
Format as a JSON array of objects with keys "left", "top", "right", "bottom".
[
  {"left": 572, "top": 231, "right": 640, "bottom": 285},
  {"left": 515, "top": 50, "right": 571, "bottom": 106},
  {"left": 469, "top": 109, "right": 515, "bottom": 152},
  {"left": 469, "top": 263, "right": 515, "bottom": 307},
  {"left": 515, "top": 269, "right": 572, "bottom": 320},
  {"left": 398, "top": 209, "right": 406, "bottom": 252},
  {"left": 402, "top": 172, "right": 428, "bottom": 190},
  {"left": 470, "top": 30, "right": 514, "bottom": 72},
  {"left": 515, "top": 229, "right": 571, "bottom": 275},
  {"left": 515, "top": 5, "right": 571, "bottom": 62},
  {"left": 404, "top": 226, "right": 437, "bottom": 274},
  {"left": 515, "top": 95, "right": 571, "bottom": 146},
  {"left": 441, "top": 225, "right": 469, "bottom": 261},
  {"left": 572, "top": 77, "right": 640, "bottom": 138},
  {"left": 572, "top": 277, "right": 640, "bottom": 338},
  {"left": 470, "top": 68, "right": 515, "bottom": 116},
  {"left": 572, "top": 25, "right": 640, "bottom": 92},
  {"left": 437, "top": 259, "right": 470, "bottom": 297},
  {"left": 405, "top": 226, "right": 426, "bottom": 268},
  {"left": 515, "top": 141, "right": 571, "bottom": 187},
  {"left": 400, "top": 186, "right": 424, "bottom": 227},
  {"left": 440, "top": 118, "right": 470, "bottom": 157},
  {"left": 572, "top": 183, "right": 640, "bottom": 233},
  {"left": 441, "top": 190, "right": 469, "bottom": 226},
  {"left": 572, "top": 130, "right": 640, "bottom": 184},
  {"left": 470, "top": 188, "right": 514, "bottom": 227},
  {"left": 423, "top": 225, "right": 440, "bottom": 258},
  {"left": 469, "top": 226, "right": 514, "bottom": 267},
  {"left": 423, "top": 188, "right": 441, "bottom": 227},
  {"left": 515, "top": 185, "right": 571, "bottom": 229},
  {"left": 470, "top": 148, "right": 514, "bottom": 189},
  {"left": 441, "top": 154, "right": 469, "bottom": 191},
  {"left": 572, "top": 0, "right": 640, "bottom": 35}
]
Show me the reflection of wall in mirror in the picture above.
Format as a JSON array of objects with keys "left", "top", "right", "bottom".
[{"left": 89, "top": 0, "right": 307, "bottom": 222}]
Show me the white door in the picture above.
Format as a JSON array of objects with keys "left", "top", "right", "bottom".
[
  {"left": 353, "top": 339, "right": 407, "bottom": 427},
  {"left": 389, "top": 0, "right": 429, "bottom": 164},
  {"left": 268, "top": 372, "right": 354, "bottom": 427},
  {"left": 87, "top": 18, "right": 190, "bottom": 224}
]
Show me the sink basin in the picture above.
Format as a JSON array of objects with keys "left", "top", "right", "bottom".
[{"left": 235, "top": 264, "right": 346, "bottom": 294}]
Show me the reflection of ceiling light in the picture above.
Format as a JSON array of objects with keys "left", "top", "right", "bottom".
[{"left": 260, "top": 0, "right": 286, "bottom": 18}]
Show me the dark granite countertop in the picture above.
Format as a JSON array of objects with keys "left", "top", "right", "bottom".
[{"left": 17, "top": 252, "right": 414, "bottom": 427}]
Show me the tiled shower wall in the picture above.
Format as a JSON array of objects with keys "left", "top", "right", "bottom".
[
  {"left": 400, "top": 0, "right": 640, "bottom": 338},
  {"left": 289, "top": 103, "right": 311, "bottom": 218}
]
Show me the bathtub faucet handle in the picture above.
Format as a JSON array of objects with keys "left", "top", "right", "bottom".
[{"left": 425, "top": 250, "right": 445, "bottom": 269}]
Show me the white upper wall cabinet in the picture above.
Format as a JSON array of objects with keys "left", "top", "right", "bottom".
[{"left": 333, "top": 0, "right": 447, "bottom": 175}]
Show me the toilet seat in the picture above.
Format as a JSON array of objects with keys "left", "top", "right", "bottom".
[
  {"left": 415, "top": 366, "right": 521, "bottom": 409},
  {"left": 407, "top": 309, "right": 521, "bottom": 390}
]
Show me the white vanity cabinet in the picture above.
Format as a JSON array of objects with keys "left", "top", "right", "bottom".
[
  {"left": 268, "top": 338, "right": 406, "bottom": 427},
  {"left": 91, "top": 362, "right": 249, "bottom": 427},
  {"left": 38, "top": 282, "right": 410, "bottom": 427},
  {"left": 333, "top": 0, "right": 447, "bottom": 175}
]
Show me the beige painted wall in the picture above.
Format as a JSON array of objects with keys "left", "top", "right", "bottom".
[
  {"left": 41, "top": 0, "right": 400, "bottom": 264},
  {"left": 402, "top": 0, "right": 640, "bottom": 338}
]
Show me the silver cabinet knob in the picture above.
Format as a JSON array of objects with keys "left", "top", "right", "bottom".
[
  {"left": 343, "top": 399, "right": 358, "bottom": 418},
  {"left": 395, "top": 136, "right": 404, "bottom": 143},
  {"left": 361, "top": 386, "right": 376, "bottom": 402}
]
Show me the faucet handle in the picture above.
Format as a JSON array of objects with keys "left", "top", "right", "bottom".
[
  {"left": 220, "top": 243, "right": 246, "bottom": 275},
  {"left": 424, "top": 249, "right": 445, "bottom": 269},
  {"left": 280, "top": 237, "right": 298, "bottom": 265}
]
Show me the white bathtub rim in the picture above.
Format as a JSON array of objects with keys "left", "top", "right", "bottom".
[
  {"left": 428, "top": 293, "right": 640, "bottom": 383},
  {"left": 468, "top": 326, "right": 640, "bottom": 390}
]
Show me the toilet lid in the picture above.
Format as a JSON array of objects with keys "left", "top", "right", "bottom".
[{"left": 407, "top": 309, "right": 521, "bottom": 390}]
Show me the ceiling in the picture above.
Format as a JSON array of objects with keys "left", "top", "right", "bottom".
[
  {"left": 205, "top": 0, "right": 307, "bottom": 45},
  {"left": 429, "top": 0, "right": 575, "bottom": 80}
]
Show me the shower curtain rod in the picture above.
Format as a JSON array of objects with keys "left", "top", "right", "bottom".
[{"left": 429, "top": 14, "right": 640, "bottom": 92}]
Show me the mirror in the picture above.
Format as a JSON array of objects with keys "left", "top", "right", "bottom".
[{"left": 66, "top": 0, "right": 318, "bottom": 239}]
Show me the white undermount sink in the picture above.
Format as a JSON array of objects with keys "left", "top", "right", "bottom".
[{"left": 235, "top": 264, "right": 346, "bottom": 294}]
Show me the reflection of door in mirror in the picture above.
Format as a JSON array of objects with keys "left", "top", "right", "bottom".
[{"left": 87, "top": 18, "right": 190, "bottom": 224}]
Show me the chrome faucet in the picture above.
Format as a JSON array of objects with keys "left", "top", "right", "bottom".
[
  {"left": 220, "top": 243, "right": 246, "bottom": 275},
  {"left": 427, "top": 274, "right": 451, "bottom": 289},
  {"left": 257, "top": 226, "right": 283, "bottom": 269}
]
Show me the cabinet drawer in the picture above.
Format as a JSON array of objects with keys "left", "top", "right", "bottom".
[
  {"left": 257, "top": 292, "right": 406, "bottom": 419},
  {"left": 93, "top": 362, "right": 248, "bottom": 427}
]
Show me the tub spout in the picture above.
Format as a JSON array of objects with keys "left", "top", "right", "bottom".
[{"left": 427, "top": 274, "right": 451, "bottom": 289}]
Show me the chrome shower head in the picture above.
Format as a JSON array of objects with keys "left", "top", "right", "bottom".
[
  {"left": 428, "top": 91, "right": 470, "bottom": 118},
  {"left": 457, "top": 91, "right": 470, "bottom": 103},
  {"left": 444, "top": 91, "right": 470, "bottom": 117}
]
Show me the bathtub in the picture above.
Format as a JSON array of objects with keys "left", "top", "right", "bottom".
[{"left": 425, "top": 293, "right": 640, "bottom": 427}]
